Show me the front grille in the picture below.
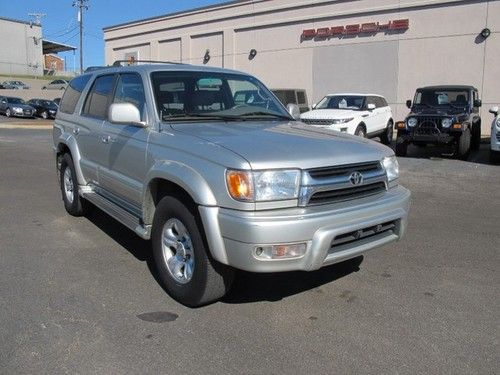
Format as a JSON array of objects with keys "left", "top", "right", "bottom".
[
  {"left": 302, "top": 119, "right": 333, "bottom": 126},
  {"left": 308, "top": 162, "right": 381, "bottom": 179},
  {"left": 330, "top": 220, "right": 397, "bottom": 250},
  {"left": 414, "top": 117, "right": 441, "bottom": 135},
  {"left": 308, "top": 182, "right": 386, "bottom": 205}
]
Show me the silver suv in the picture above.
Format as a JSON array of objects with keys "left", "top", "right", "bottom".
[{"left": 53, "top": 63, "right": 410, "bottom": 307}]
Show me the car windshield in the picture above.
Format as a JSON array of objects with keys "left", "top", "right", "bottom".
[
  {"left": 7, "top": 97, "right": 25, "bottom": 104},
  {"left": 315, "top": 95, "right": 365, "bottom": 110},
  {"left": 151, "top": 71, "right": 291, "bottom": 122},
  {"left": 414, "top": 89, "right": 469, "bottom": 108},
  {"left": 40, "top": 100, "right": 55, "bottom": 106}
]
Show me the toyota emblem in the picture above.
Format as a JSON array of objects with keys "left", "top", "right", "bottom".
[{"left": 349, "top": 171, "right": 363, "bottom": 186}]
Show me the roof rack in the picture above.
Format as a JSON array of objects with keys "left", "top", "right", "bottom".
[{"left": 112, "top": 59, "right": 185, "bottom": 67}]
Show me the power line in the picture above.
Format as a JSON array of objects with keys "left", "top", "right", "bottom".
[
  {"left": 28, "top": 13, "right": 46, "bottom": 26},
  {"left": 72, "top": 0, "right": 89, "bottom": 74}
]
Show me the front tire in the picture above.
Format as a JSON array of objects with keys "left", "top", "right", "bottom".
[
  {"left": 41, "top": 111, "right": 48, "bottom": 119},
  {"left": 59, "top": 153, "right": 89, "bottom": 216},
  {"left": 151, "top": 196, "right": 234, "bottom": 307},
  {"left": 354, "top": 125, "right": 366, "bottom": 138},
  {"left": 5, "top": 108, "right": 11, "bottom": 117},
  {"left": 456, "top": 129, "right": 471, "bottom": 160},
  {"left": 380, "top": 121, "right": 394, "bottom": 145},
  {"left": 395, "top": 137, "right": 408, "bottom": 157}
]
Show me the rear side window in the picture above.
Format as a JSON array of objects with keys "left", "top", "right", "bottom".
[
  {"left": 82, "top": 74, "right": 115, "bottom": 119},
  {"left": 59, "top": 74, "right": 91, "bottom": 114}
]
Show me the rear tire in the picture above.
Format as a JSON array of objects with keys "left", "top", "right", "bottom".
[
  {"left": 380, "top": 121, "right": 394, "bottom": 145},
  {"left": 354, "top": 125, "right": 366, "bottom": 138},
  {"left": 151, "top": 196, "right": 234, "bottom": 307},
  {"left": 456, "top": 129, "right": 471, "bottom": 160},
  {"left": 395, "top": 137, "right": 408, "bottom": 157},
  {"left": 60, "top": 153, "right": 89, "bottom": 216}
]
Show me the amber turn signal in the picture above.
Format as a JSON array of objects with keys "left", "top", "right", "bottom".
[
  {"left": 226, "top": 170, "right": 253, "bottom": 201},
  {"left": 395, "top": 121, "right": 405, "bottom": 129},
  {"left": 452, "top": 123, "right": 462, "bottom": 129}
]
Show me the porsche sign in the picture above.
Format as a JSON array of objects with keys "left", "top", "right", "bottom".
[{"left": 302, "top": 19, "right": 409, "bottom": 39}]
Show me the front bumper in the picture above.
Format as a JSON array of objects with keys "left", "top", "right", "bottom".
[{"left": 199, "top": 185, "right": 410, "bottom": 272}]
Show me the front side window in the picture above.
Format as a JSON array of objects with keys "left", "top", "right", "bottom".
[
  {"left": 112, "top": 73, "right": 146, "bottom": 120},
  {"left": 82, "top": 74, "right": 115, "bottom": 119},
  {"left": 152, "top": 71, "right": 290, "bottom": 122},
  {"left": 316, "top": 95, "right": 365, "bottom": 110}
]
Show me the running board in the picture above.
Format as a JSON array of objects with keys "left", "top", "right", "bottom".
[{"left": 82, "top": 191, "right": 151, "bottom": 240}]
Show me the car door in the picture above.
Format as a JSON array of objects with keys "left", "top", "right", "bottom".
[
  {"left": 363, "top": 96, "right": 380, "bottom": 134},
  {"left": 98, "top": 73, "right": 149, "bottom": 211},
  {"left": 77, "top": 73, "right": 116, "bottom": 185}
]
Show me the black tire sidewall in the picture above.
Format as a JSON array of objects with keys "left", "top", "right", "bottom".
[
  {"left": 355, "top": 125, "right": 366, "bottom": 138},
  {"left": 151, "top": 196, "right": 211, "bottom": 306},
  {"left": 381, "top": 122, "right": 393, "bottom": 145},
  {"left": 457, "top": 129, "right": 471, "bottom": 159},
  {"left": 60, "top": 153, "right": 85, "bottom": 216}
]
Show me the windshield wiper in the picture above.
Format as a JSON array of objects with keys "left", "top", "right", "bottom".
[
  {"left": 162, "top": 112, "right": 242, "bottom": 121},
  {"left": 237, "top": 111, "right": 292, "bottom": 120}
]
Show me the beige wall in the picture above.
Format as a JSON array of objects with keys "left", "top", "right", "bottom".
[{"left": 104, "top": 0, "right": 499, "bottom": 134}]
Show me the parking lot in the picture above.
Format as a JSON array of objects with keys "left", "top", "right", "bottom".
[{"left": 0, "top": 123, "right": 499, "bottom": 374}]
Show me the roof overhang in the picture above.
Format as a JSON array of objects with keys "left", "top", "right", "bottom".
[{"left": 42, "top": 39, "right": 76, "bottom": 54}]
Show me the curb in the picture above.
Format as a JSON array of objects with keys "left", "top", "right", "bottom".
[{"left": 0, "top": 123, "right": 53, "bottom": 129}]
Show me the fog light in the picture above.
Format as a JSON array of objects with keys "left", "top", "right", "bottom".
[{"left": 254, "top": 243, "right": 307, "bottom": 260}]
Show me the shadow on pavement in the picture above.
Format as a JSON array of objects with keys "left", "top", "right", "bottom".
[{"left": 85, "top": 207, "right": 363, "bottom": 304}]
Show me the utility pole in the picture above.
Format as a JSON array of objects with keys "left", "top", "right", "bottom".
[{"left": 73, "top": 0, "right": 89, "bottom": 74}]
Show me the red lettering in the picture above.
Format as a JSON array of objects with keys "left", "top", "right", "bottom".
[
  {"left": 330, "top": 26, "right": 345, "bottom": 35},
  {"left": 360, "top": 22, "right": 378, "bottom": 33},
  {"left": 316, "top": 27, "right": 331, "bottom": 37},
  {"left": 390, "top": 19, "right": 409, "bottom": 30},
  {"left": 345, "top": 24, "right": 360, "bottom": 34},
  {"left": 377, "top": 22, "right": 391, "bottom": 30},
  {"left": 302, "top": 29, "right": 317, "bottom": 38}
]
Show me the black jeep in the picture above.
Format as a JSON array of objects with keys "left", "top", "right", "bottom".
[{"left": 395, "top": 85, "right": 482, "bottom": 159}]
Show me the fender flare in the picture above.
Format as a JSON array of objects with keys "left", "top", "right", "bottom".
[{"left": 54, "top": 129, "right": 87, "bottom": 185}]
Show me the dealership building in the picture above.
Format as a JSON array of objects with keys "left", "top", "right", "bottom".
[{"left": 103, "top": 0, "right": 499, "bottom": 133}]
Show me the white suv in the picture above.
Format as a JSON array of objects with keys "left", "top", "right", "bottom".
[
  {"left": 300, "top": 93, "right": 394, "bottom": 145},
  {"left": 489, "top": 106, "right": 500, "bottom": 163}
]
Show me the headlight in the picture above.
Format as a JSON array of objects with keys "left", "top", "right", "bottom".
[
  {"left": 331, "top": 118, "right": 354, "bottom": 124},
  {"left": 226, "top": 169, "right": 300, "bottom": 202},
  {"left": 12, "top": 107, "right": 22, "bottom": 112},
  {"left": 442, "top": 118, "right": 453, "bottom": 128},
  {"left": 382, "top": 156, "right": 399, "bottom": 182},
  {"left": 407, "top": 117, "right": 417, "bottom": 127}
]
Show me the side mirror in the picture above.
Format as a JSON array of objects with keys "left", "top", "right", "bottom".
[
  {"left": 406, "top": 100, "right": 412, "bottom": 109},
  {"left": 286, "top": 103, "right": 300, "bottom": 120},
  {"left": 108, "top": 103, "right": 146, "bottom": 127},
  {"left": 473, "top": 99, "right": 482, "bottom": 108},
  {"left": 367, "top": 103, "right": 376, "bottom": 110},
  {"left": 489, "top": 106, "right": 499, "bottom": 116}
]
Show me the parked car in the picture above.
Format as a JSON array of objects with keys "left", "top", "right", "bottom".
[
  {"left": 1, "top": 80, "right": 30, "bottom": 89},
  {"left": 53, "top": 63, "right": 410, "bottom": 307},
  {"left": 52, "top": 97, "right": 62, "bottom": 107},
  {"left": 0, "top": 96, "right": 35, "bottom": 118},
  {"left": 272, "top": 89, "right": 309, "bottom": 113},
  {"left": 42, "top": 79, "right": 69, "bottom": 90},
  {"left": 27, "top": 99, "right": 58, "bottom": 119},
  {"left": 489, "top": 106, "right": 500, "bottom": 164},
  {"left": 300, "top": 93, "right": 394, "bottom": 145},
  {"left": 395, "top": 85, "right": 482, "bottom": 159}
]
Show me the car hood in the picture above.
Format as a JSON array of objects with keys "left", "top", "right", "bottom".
[
  {"left": 300, "top": 109, "right": 365, "bottom": 120},
  {"left": 170, "top": 121, "right": 392, "bottom": 170},
  {"left": 409, "top": 107, "right": 466, "bottom": 116}
]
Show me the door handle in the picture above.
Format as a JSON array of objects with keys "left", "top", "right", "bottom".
[{"left": 101, "top": 135, "right": 110, "bottom": 143}]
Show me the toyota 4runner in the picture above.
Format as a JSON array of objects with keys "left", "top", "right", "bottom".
[
  {"left": 395, "top": 85, "right": 482, "bottom": 159},
  {"left": 53, "top": 62, "right": 410, "bottom": 307}
]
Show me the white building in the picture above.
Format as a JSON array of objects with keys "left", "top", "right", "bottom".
[{"left": 103, "top": 0, "right": 499, "bottom": 132}]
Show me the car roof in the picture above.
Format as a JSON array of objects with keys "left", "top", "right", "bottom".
[
  {"left": 82, "top": 63, "right": 249, "bottom": 77},
  {"left": 325, "top": 93, "right": 386, "bottom": 98},
  {"left": 417, "top": 85, "right": 477, "bottom": 91}
]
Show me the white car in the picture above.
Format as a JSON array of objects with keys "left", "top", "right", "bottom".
[
  {"left": 489, "top": 106, "right": 500, "bottom": 163},
  {"left": 300, "top": 93, "right": 394, "bottom": 145}
]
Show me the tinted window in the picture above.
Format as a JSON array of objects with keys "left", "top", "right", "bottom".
[
  {"left": 112, "top": 74, "right": 146, "bottom": 120},
  {"left": 60, "top": 74, "right": 92, "bottom": 114},
  {"left": 414, "top": 89, "right": 469, "bottom": 107},
  {"left": 316, "top": 95, "right": 365, "bottom": 110},
  {"left": 83, "top": 74, "right": 115, "bottom": 119}
]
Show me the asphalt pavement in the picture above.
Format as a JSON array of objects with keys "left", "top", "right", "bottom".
[{"left": 0, "top": 126, "right": 498, "bottom": 374}]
